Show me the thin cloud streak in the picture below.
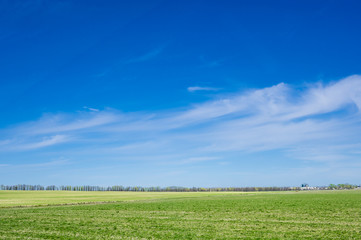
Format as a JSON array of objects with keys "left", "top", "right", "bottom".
[
  {"left": 187, "top": 86, "right": 220, "bottom": 92},
  {"left": 8, "top": 135, "right": 69, "bottom": 151},
  {"left": 94, "top": 46, "right": 164, "bottom": 77},
  {"left": 0, "top": 75, "right": 360, "bottom": 166},
  {"left": 14, "top": 111, "right": 120, "bottom": 135},
  {"left": 83, "top": 106, "right": 100, "bottom": 112},
  {"left": 21, "top": 135, "right": 69, "bottom": 150},
  {"left": 126, "top": 47, "right": 163, "bottom": 63}
]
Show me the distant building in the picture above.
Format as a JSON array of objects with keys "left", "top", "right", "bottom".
[{"left": 300, "top": 183, "right": 317, "bottom": 190}]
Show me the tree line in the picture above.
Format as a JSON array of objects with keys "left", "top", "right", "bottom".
[
  {"left": 327, "top": 183, "right": 358, "bottom": 190},
  {"left": 0, "top": 184, "right": 359, "bottom": 192}
]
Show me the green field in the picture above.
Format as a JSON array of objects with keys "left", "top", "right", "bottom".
[
  {"left": 0, "top": 191, "right": 239, "bottom": 208},
  {"left": 1, "top": 190, "right": 360, "bottom": 239}
]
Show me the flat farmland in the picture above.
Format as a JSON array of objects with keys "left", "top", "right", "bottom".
[
  {"left": 0, "top": 190, "right": 360, "bottom": 239},
  {"left": 0, "top": 191, "right": 238, "bottom": 208}
]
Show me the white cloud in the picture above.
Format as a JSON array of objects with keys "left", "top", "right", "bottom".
[
  {"left": 83, "top": 106, "right": 99, "bottom": 112},
  {"left": 16, "top": 135, "right": 69, "bottom": 150},
  {"left": 187, "top": 86, "right": 220, "bottom": 92},
  {"left": 15, "top": 111, "right": 119, "bottom": 135},
  {"left": 282, "top": 75, "right": 361, "bottom": 120},
  {"left": 1, "top": 75, "right": 361, "bottom": 166}
]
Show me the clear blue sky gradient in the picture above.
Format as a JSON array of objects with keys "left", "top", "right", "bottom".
[{"left": 1, "top": 0, "right": 361, "bottom": 187}]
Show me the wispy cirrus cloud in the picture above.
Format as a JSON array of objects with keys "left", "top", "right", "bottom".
[
  {"left": 187, "top": 86, "right": 220, "bottom": 92},
  {"left": 199, "top": 56, "right": 224, "bottom": 68},
  {"left": 1, "top": 75, "right": 361, "bottom": 172},
  {"left": 2, "top": 135, "right": 70, "bottom": 151},
  {"left": 94, "top": 47, "right": 164, "bottom": 77},
  {"left": 17, "top": 135, "right": 69, "bottom": 150},
  {"left": 83, "top": 106, "right": 99, "bottom": 112},
  {"left": 14, "top": 110, "right": 119, "bottom": 135},
  {"left": 126, "top": 47, "right": 163, "bottom": 64},
  {"left": 0, "top": 111, "right": 119, "bottom": 151}
]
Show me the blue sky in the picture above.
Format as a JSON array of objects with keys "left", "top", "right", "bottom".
[{"left": 1, "top": 0, "right": 361, "bottom": 187}]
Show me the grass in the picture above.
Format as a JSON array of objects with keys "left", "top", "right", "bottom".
[
  {"left": 0, "top": 190, "right": 360, "bottom": 239},
  {"left": 0, "top": 191, "right": 244, "bottom": 208}
]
